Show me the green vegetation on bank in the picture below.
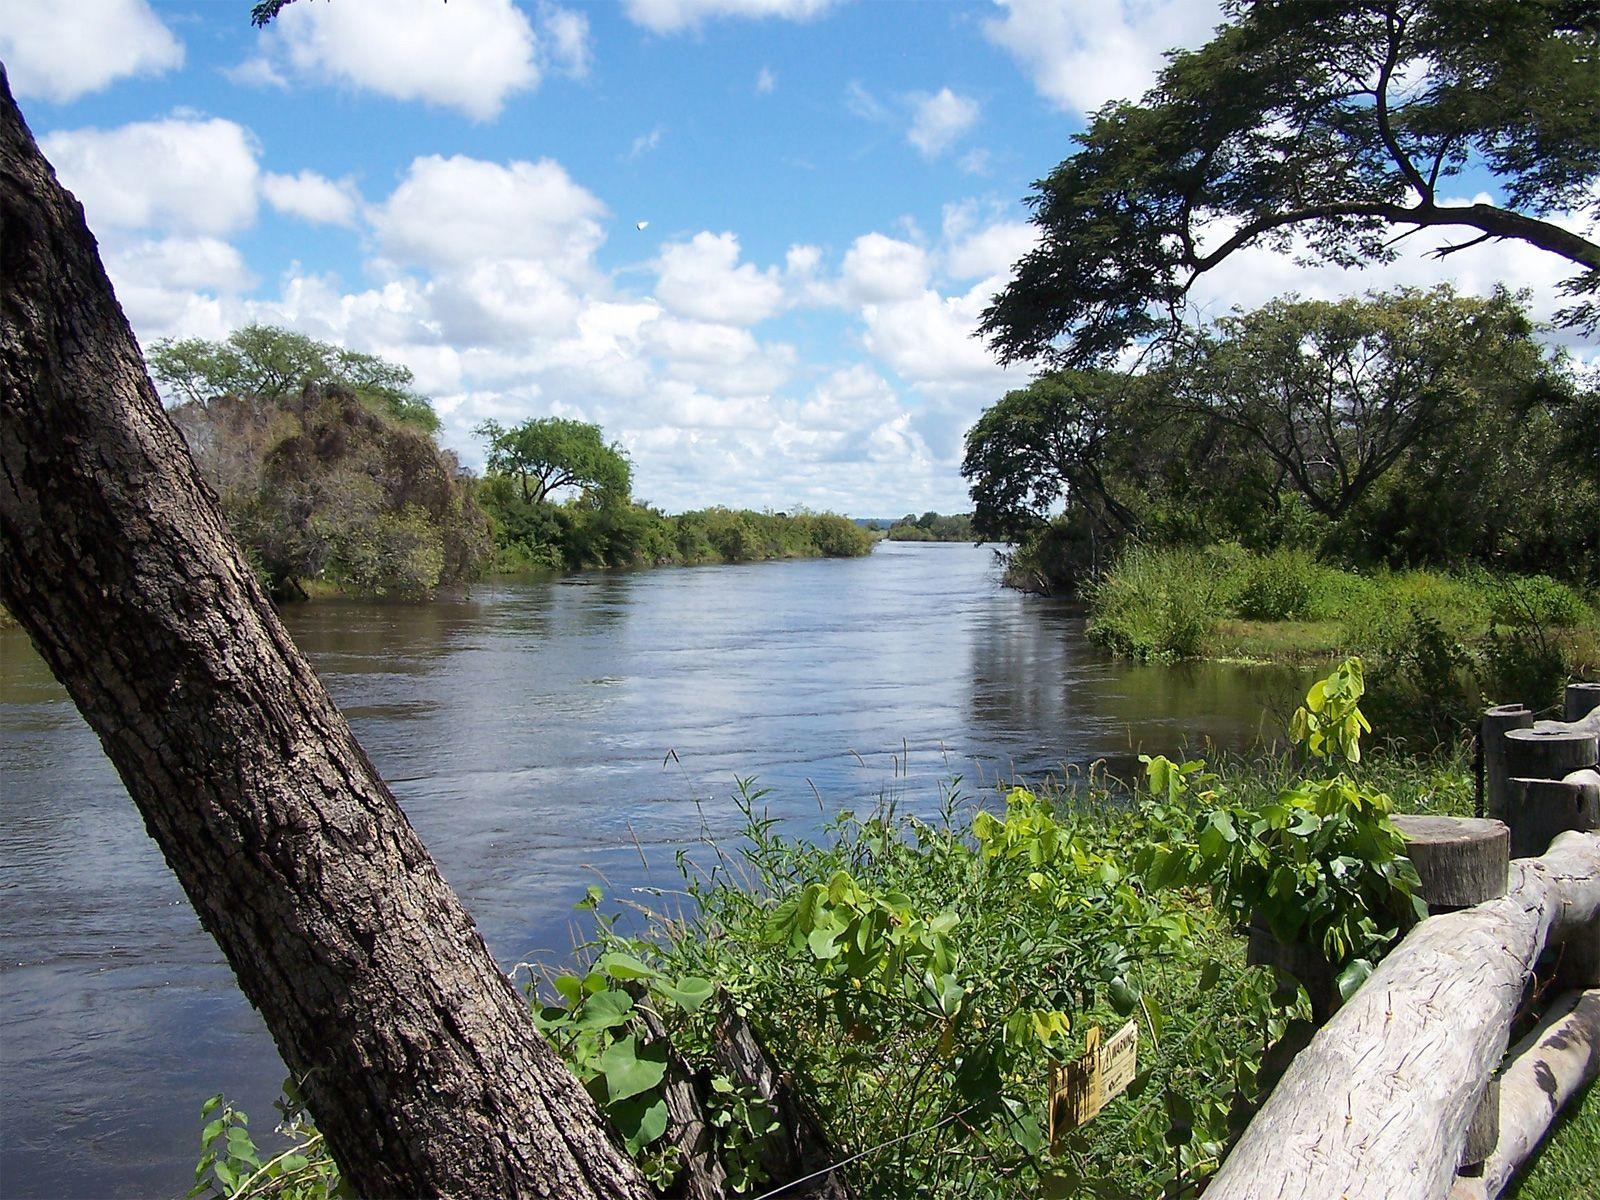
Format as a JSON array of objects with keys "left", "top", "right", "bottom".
[
  {"left": 964, "top": 288, "right": 1598, "bottom": 602},
  {"left": 149, "top": 327, "right": 871, "bottom": 599},
  {"left": 1083, "top": 544, "right": 1598, "bottom": 746},
  {"left": 189, "top": 662, "right": 1594, "bottom": 1200},
  {"left": 885, "top": 512, "right": 977, "bottom": 542}
]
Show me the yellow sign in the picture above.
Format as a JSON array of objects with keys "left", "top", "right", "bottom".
[{"left": 1048, "top": 1020, "right": 1139, "bottom": 1144}]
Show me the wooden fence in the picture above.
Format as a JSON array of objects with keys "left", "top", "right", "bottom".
[{"left": 1206, "top": 683, "right": 1600, "bottom": 1200}]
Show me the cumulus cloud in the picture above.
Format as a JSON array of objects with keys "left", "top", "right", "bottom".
[
  {"left": 372, "top": 154, "right": 607, "bottom": 278},
  {"left": 941, "top": 204, "right": 1037, "bottom": 279},
  {"left": 0, "top": 0, "right": 182, "bottom": 103},
  {"left": 245, "top": 0, "right": 558, "bottom": 120},
  {"left": 655, "top": 232, "right": 786, "bottom": 325},
  {"left": 42, "top": 117, "right": 260, "bottom": 236},
  {"left": 262, "top": 170, "right": 362, "bottom": 227},
  {"left": 906, "top": 88, "right": 980, "bottom": 158},
  {"left": 984, "top": 0, "right": 1221, "bottom": 113},
  {"left": 622, "top": 0, "right": 841, "bottom": 35},
  {"left": 840, "top": 234, "right": 931, "bottom": 304}
]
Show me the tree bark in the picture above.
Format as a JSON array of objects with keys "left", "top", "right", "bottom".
[
  {"left": 1205, "top": 831, "right": 1600, "bottom": 1200},
  {"left": 0, "top": 70, "right": 651, "bottom": 1200}
]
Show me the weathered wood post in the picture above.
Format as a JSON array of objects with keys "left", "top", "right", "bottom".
[
  {"left": 1564, "top": 681, "right": 1600, "bottom": 723},
  {"left": 1505, "top": 772, "right": 1600, "bottom": 859},
  {"left": 1480, "top": 704, "right": 1533, "bottom": 820},
  {"left": 1503, "top": 726, "right": 1599, "bottom": 788},
  {"left": 1390, "top": 815, "right": 1511, "bottom": 1174}
]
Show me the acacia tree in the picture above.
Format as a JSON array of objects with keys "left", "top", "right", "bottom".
[
  {"left": 476, "top": 416, "right": 633, "bottom": 505},
  {"left": 1168, "top": 285, "right": 1559, "bottom": 520},
  {"left": 0, "top": 69, "right": 651, "bottom": 1200},
  {"left": 981, "top": 0, "right": 1600, "bottom": 367},
  {"left": 150, "top": 324, "right": 441, "bottom": 432}
]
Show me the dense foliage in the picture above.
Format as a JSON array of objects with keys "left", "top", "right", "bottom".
[
  {"left": 474, "top": 419, "right": 871, "bottom": 572},
  {"left": 980, "top": 0, "right": 1600, "bottom": 368},
  {"left": 886, "top": 512, "right": 977, "bottom": 542},
  {"left": 964, "top": 288, "right": 1598, "bottom": 597},
  {"left": 161, "top": 372, "right": 489, "bottom": 600}
]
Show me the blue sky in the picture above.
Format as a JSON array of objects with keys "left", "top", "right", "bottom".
[{"left": 3, "top": 0, "right": 1593, "bottom": 516}]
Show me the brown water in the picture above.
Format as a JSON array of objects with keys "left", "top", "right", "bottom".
[{"left": 0, "top": 542, "right": 1306, "bottom": 1197}]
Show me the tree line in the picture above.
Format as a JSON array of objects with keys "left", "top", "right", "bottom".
[
  {"left": 150, "top": 326, "right": 870, "bottom": 600},
  {"left": 964, "top": 286, "right": 1598, "bottom": 595}
]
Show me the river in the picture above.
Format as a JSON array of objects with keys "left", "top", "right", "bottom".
[{"left": 0, "top": 542, "right": 1306, "bottom": 1198}]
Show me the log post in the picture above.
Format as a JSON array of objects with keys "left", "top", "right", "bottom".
[
  {"left": 1392, "top": 816, "right": 1510, "bottom": 911},
  {"left": 1503, "top": 728, "right": 1599, "bottom": 784},
  {"left": 1565, "top": 682, "right": 1600, "bottom": 723},
  {"left": 1505, "top": 770, "right": 1600, "bottom": 859},
  {"left": 1205, "top": 831, "right": 1600, "bottom": 1200},
  {"left": 1482, "top": 705, "right": 1534, "bottom": 821}
]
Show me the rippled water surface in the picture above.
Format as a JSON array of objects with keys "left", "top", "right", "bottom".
[{"left": 0, "top": 543, "right": 1305, "bottom": 1197}]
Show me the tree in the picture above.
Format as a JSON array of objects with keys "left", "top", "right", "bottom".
[
  {"left": 150, "top": 324, "right": 441, "bottom": 432},
  {"left": 961, "top": 371, "right": 1148, "bottom": 543},
  {"left": 0, "top": 69, "right": 651, "bottom": 1200},
  {"left": 981, "top": 0, "right": 1600, "bottom": 368},
  {"left": 1168, "top": 285, "right": 1558, "bottom": 521},
  {"left": 476, "top": 416, "right": 633, "bottom": 505}
]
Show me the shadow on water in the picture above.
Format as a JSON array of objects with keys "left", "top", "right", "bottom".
[{"left": 0, "top": 542, "right": 1311, "bottom": 1197}]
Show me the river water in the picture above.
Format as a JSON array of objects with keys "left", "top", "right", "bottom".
[{"left": 0, "top": 543, "right": 1305, "bottom": 1198}]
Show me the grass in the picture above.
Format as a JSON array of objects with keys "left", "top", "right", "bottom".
[
  {"left": 1203, "top": 619, "right": 1345, "bottom": 665},
  {"left": 1508, "top": 1079, "right": 1600, "bottom": 1200}
]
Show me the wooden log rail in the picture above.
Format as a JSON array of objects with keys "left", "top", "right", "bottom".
[
  {"left": 1209, "top": 684, "right": 1600, "bottom": 1199},
  {"left": 1205, "top": 831, "right": 1600, "bottom": 1200}
]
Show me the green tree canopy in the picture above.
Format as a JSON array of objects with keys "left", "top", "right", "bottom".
[
  {"left": 1168, "top": 285, "right": 1560, "bottom": 520},
  {"left": 475, "top": 416, "right": 632, "bottom": 506},
  {"left": 981, "top": 0, "right": 1600, "bottom": 367},
  {"left": 148, "top": 324, "right": 440, "bottom": 432}
]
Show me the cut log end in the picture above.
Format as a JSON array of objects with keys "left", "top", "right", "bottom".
[{"left": 1393, "top": 816, "right": 1510, "bottom": 909}]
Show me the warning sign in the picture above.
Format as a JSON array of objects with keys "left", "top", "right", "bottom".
[{"left": 1048, "top": 1020, "right": 1138, "bottom": 1144}]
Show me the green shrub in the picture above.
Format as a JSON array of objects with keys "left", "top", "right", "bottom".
[
  {"left": 1232, "top": 549, "right": 1315, "bottom": 621},
  {"left": 1489, "top": 574, "right": 1593, "bottom": 629},
  {"left": 1087, "top": 545, "right": 1224, "bottom": 660}
]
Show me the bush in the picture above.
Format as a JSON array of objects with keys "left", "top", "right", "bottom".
[
  {"left": 1232, "top": 549, "right": 1315, "bottom": 621},
  {"left": 1086, "top": 545, "right": 1224, "bottom": 659}
]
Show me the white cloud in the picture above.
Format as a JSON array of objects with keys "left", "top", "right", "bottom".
[
  {"left": 840, "top": 234, "right": 930, "bottom": 303},
  {"left": 631, "top": 126, "right": 666, "bottom": 158},
  {"left": 984, "top": 0, "right": 1221, "bottom": 114},
  {"left": 655, "top": 232, "right": 786, "bottom": 325},
  {"left": 539, "top": 4, "right": 593, "bottom": 78},
  {"left": 0, "top": 0, "right": 182, "bottom": 103},
  {"left": 859, "top": 279, "right": 1018, "bottom": 394},
  {"left": 756, "top": 66, "right": 777, "bottom": 94},
  {"left": 262, "top": 171, "right": 361, "bottom": 227},
  {"left": 943, "top": 217, "right": 1036, "bottom": 280},
  {"left": 622, "top": 0, "right": 841, "bottom": 35},
  {"left": 907, "top": 88, "right": 980, "bottom": 158},
  {"left": 42, "top": 117, "right": 260, "bottom": 236},
  {"left": 253, "top": 0, "right": 541, "bottom": 120},
  {"left": 372, "top": 154, "right": 607, "bottom": 278}
]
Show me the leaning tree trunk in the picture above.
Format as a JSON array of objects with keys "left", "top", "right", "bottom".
[{"left": 0, "top": 70, "right": 652, "bottom": 1200}]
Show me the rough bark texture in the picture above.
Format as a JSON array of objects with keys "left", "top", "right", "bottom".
[
  {"left": 0, "top": 71, "right": 652, "bottom": 1200},
  {"left": 1392, "top": 816, "right": 1509, "bottom": 909},
  {"left": 1206, "top": 831, "right": 1600, "bottom": 1200},
  {"left": 1448, "top": 990, "right": 1600, "bottom": 1200}
]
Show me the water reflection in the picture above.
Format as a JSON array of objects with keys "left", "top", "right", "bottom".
[{"left": 1, "top": 543, "right": 1308, "bottom": 1197}]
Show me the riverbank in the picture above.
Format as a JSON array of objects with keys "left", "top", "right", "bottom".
[
  {"left": 192, "top": 685, "right": 1595, "bottom": 1200},
  {"left": 1078, "top": 547, "right": 1599, "bottom": 745}
]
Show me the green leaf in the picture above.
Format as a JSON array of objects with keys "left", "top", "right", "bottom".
[
  {"left": 574, "top": 989, "right": 634, "bottom": 1031},
  {"left": 1198, "top": 960, "right": 1222, "bottom": 991},
  {"left": 655, "top": 975, "right": 715, "bottom": 1012},
  {"left": 1336, "top": 958, "right": 1374, "bottom": 999},
  {"left": 609, "top": 1093, "right": 670, "bottom": 1156},
  {"left": 597, "top": 951, "right": 661, "bottom": 982},
  {"left": 596, "top": 1035, "right": 668, "bottom": 1102}
]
